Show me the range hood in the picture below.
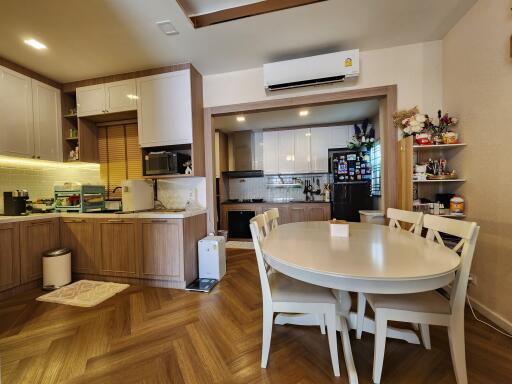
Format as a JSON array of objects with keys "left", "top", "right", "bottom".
[{"left": 222, "top": 131, "right": 263, "bottom": 178}]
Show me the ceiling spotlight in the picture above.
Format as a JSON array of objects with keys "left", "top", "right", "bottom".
[
  {"left": 299, "top": 110, "right": 309, "bottom": 117},
  {"left": 24, "top": 38, "right": 47, "bottom": 50},
  {"left": 236, "top": 116, "right": 246, "bottom": 122},
  {"left": 156, "top": 20, "right": 179, "bottom": 36}
]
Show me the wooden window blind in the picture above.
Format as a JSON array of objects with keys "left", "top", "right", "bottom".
[{"left": 98, "top": 123, "right": 142, "bottom": 199}]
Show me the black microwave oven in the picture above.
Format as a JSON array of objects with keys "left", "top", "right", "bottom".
[{"left": 143, "top": 151, "right": 191, "bottom": 176}]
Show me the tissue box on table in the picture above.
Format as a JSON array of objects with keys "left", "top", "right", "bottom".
[{"left": 329, "top": 219, "right": 349, "bottom": 237}]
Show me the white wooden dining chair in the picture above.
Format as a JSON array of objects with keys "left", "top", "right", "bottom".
[
  {"left": 361, "top": 215, "right": 479, "bottom": 384},
  {"left": 356, "top": 208, "right": 424, "bottom": 339},
  {"left": 263, "top": 208, "right": 280, "bottom": 233},
  {"left": 249, "top": 214, "right": 341, "bottom": 376}
]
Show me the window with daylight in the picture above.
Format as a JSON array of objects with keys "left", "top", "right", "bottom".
[{"left": 370, "top": 141, "right": 381, "bottom": 196}]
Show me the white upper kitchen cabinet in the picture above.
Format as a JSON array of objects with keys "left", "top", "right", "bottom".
[
  {"left": 262, "top": 131, "right": 279, "bottom": 174},
  {"left": 310, "top": 126, "right": 331, "bottom": 173},
  {"left": 76, "top": 84, "right": 105, "bottom": 117},
  {"left": 105, "top": 79, "right": 137, "bottom": 113},
  {"left": 137, "top": 69, "right": 193, "bottom": 147},
  {"left": 77, "top": 79, "right": 137, "bottom": 117},
  {"left": 330, "top": 126, "right": 350, "bottom": 148},
  {"left": 32, "top": 80, "right": 62, "bottom": 161},
  {"left": 293, "top": 128, "right": 311, "bottom": 173},
  {"left": 277, "top": 130, "right": 295, "bottom": 174},
  {"left": 0, "top": 66, "right": 34, "bottom": 158}
]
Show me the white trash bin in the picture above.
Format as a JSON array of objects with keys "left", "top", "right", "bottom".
[{"left": 42, "top": 248, "right": 72, "bottom": 290}]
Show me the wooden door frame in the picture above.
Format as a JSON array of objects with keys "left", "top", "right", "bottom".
[{"left": 203, "top": 85, "right": 398, "bottom": 233}]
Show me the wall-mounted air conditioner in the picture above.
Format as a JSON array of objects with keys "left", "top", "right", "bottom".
[{"left": 263, "top": 49, "right": 359, "bottom": 91}]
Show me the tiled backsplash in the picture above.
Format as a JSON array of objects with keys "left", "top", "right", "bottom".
[
  {"left": 0, "top": 157, "right": 206, "bottom": 213},
  {"left": 228, "top": 174, "right": 329, "bottom": 202},
  {"left": 157, "top": 177, "right": 206, "bottom": 209},
  {"left": 0, "top": 159, "right": 101, "bottom": 213}
]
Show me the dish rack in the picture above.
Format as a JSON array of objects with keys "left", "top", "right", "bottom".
[{"left": 54, "top": 183, "right": 106, "bottom": 212}]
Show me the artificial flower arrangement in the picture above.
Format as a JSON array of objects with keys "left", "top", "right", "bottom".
[
  {"left": 424, "top": 110, "right": 459, "bottom": 144},
  {"left": 393, "top": 106, "right": 427, "bottom": 137},
  {"left": 394, "top": 107, "right": 459, "bottom": 145},
  {"left": 348, "top": 119, "right": 375, "bottom": 150}
]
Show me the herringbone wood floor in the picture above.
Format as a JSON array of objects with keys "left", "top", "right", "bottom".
[{"left": 1, "top": 249, "right": 511, "bottom": 384}]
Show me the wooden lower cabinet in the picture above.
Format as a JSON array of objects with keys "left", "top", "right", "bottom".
[
  {"left": 95, "top": 219, "right": 139, "bottom": 278},
  {"left": 20, "top": 218, "right": 60, "bottom": 283},
  {"left": 0, "top": 222, "right": 20, "bottom": 291},
  {"left": 140, "top": 219, "right": 181, "bottom": 280},
  {"left": 60, "top": 218, "right": 97, "bottom": 274},
  {"left": 220, "top": 202, "right": 331, "bottom": 232}
]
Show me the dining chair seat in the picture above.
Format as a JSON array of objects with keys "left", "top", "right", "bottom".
[
  {"left": 365, "top": 291, "right": 450, "bottom": 315},
  {"left": 269, "top": 272, "right": 338, "bottom": 304}
]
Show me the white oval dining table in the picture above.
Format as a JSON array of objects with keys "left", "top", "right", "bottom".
[{"left": 261, "top": 221, "right": 461, "bottom": 384}]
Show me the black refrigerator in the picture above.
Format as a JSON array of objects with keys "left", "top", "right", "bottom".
[{"left": 328, "top": 148, "right": 373, "bottom": 221}]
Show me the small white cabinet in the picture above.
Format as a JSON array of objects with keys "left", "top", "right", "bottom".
[
  {"left": 277, "top": 130, "right": 295, "bottom": 174},
  {"left": 293, "top": 128, "right": 311, "bottom": 173},
  {"left": 136, "top": 69, "right": 193, "bottom": 147},
  {"left": 330, "top": 126, "right": 351, "bottom": 148},
  {"left": 77, "top": 79, "right": 137, "bottom": 117},
  {"left": 0, "top": 66, "right": 34, "bottom": 158},
  {"left": 0, "top": 66, "right": 61, "bottom": 161},
  {"left": 32, "top": 80, "right": 62, "bottom": 161},
  {"left": 263, "top": 131, "right": 279, "bottom": 174}
]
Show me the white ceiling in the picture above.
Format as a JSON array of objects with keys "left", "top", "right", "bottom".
[
  {"left": 213, "top": 99, "right": 379, "bottom": 132},
  {"left": 0, "top": 0, "right": 476, "bottom": 83},
  {"left": 181, "top": 0, "right": 264, "bottom": 16}
]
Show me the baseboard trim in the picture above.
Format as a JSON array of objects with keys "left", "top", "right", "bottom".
[{"left": 467, "top": 295, "right": 512, "bottom": 334}]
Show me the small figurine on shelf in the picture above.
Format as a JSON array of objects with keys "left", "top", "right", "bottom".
[{"left": 184, "top": 160, "right": 192, "bottom": 175}]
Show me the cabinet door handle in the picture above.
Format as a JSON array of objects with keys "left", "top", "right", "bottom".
[
  {"left": 32, "top": 155, "right": 35, "bottom": 159},
  {"left": 37, "top": 156, "right": 40, "bottom": 159},
  {"left": 151, "top": 219, "right": 168, "bottom": 223},
  {"left": 65, "top": 219, "right": 85, "bottom": 223},
  {"left": 107, "top": 219, "right": 124, "bottom": 223}
]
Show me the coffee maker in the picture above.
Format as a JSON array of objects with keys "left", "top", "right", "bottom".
[{"left": 3, "top": 190, "right": 29, "bottom": 216}]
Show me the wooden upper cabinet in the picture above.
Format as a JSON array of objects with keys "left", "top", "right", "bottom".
[
  {"left": 0, "top": 66, "right": 34, "bottom": 158},
  {"left": 20, "top": 219, "right": 60, "bottom": 283},
  {"left": 60, "top": 218, "right": 97, "bottom": 274},
  {"left": 0, "top": 222, "right": 20, "bottom": 292},
  {"left": 136, "top": 69, "right": 193, "bottom": 147},
  {"left": 32, "top": 80, "right": 62, "bottom": 161},
  {"left": 140, "top": 219, "right": 182, "bottom": 280},
  {"left": 77, "top": 79, "right": 137, "bottom": 117},
  {"left": 96, "top": 219, "right": 139, "bottom": 277}
]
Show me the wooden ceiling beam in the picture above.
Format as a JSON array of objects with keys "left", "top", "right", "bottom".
[{"left": 180, "top": 0, "right": 326, "bottom": 29}]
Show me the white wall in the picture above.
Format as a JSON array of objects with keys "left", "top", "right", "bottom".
[{"left": 203, "top": 41, "right": 443, "bottom": 114}]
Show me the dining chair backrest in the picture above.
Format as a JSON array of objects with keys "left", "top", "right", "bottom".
[
  {"left": 387, "top": 208, "right": 423, "bottom": 235},
  {"left": 250, "top": 214, "right": 272, "bottom": 302},
  {"left": 423, "top": 214, "right": 479, "bottom": 316},
  {"left": 264, "top": 208, "right": 280, "bottom": 233}
]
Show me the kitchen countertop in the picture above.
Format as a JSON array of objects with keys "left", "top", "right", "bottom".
[
  {"left": 221, "top": 200, "right": 330, "bottom": 204},
  {"left": 0, "top": 209, "right": 208, "bottom": 223}
]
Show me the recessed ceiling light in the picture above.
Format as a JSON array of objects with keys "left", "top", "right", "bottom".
[
  {"left": 299, "top": 110, "right": 309, "bottom": 117},
  {"left": 236, "top": 116, "right": 246, "bottom": 122},
  {"left": 156, "top": 20, "right": 179, "bottom": 36},
  {"left": 24, "top": 38, "right": 47, "bottom": 50}
]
